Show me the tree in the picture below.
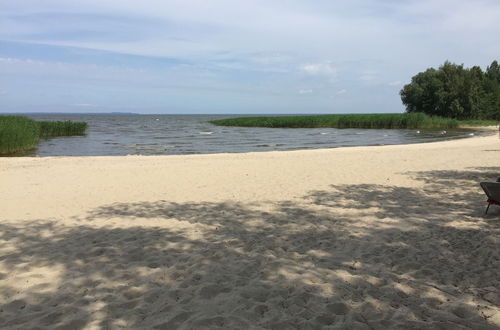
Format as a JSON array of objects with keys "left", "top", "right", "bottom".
[
  {"left": 400, "top": 68, "right": 444, "bottom": 116},
  {"left": 400, "top": 61, "right": 500, "bottom": 120},
  {"left": 481, "top": 61, "right": 500, "bottom": 119}
]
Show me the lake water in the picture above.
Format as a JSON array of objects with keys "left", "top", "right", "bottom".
[{"left": 18, "top": 114, "right": 481, "bottom": 156}]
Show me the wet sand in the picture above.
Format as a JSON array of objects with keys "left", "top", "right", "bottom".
[{"left": 0, "top": 132, "right": 499, "bottom": 329}]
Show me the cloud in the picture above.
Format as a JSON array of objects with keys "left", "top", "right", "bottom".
[
  {"left": 2, "top": 1, "right": 500, "bottom": 63},
  {"left": 359, "top": 71, "right": 377, "bottom": 81},
  {"left": 336, "top": 89, "right": 347, "bottom": 94},
  {"left": 2, "top": 0, "right": 500, "bottom": 113},
  {"left": 0, "top": 57, "right": 39, "bottom": 64},
  {"left": 388, "top": 81, "right": 403, "bottom": 86},
  {"left": 298, "top": 89, "right": 312, "bottom": 94},
  {"left": 302, "top": 62, "right": 336, "bottom": 76}
]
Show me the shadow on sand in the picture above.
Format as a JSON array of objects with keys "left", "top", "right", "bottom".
[{"left": 0, "top": 167, "right": 499, "bottom": 329}]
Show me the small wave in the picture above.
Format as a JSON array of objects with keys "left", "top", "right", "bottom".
[
  {"left": 122, "top": 143, "right": 175, "bottom": 152},
  {"left": 256, "top": 143, "right": 283, "bottom": 147},
  {"left": 199, "top": 131, "right": 214, "bottom": 135}
]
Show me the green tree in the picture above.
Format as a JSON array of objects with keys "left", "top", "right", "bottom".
[
  {"left": 400, "top": 68, "right": 444, "bottom": 116},
  {"left": 400, "top": 60, "right": 499, "bottom": 120},
  {"left": 481, "top": 61, "right": 500, "bottom": 119}
]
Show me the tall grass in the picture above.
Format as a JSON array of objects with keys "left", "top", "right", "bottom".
[
  {"left": 38, "top": 120, "right": 88, "bottom": 138},
  {"left": 0, "top": 116, "right": 87, "bottom": 155},
  {"left": 456, "top": 120, "right": 499, "bottom": 127},
  {"left": 0, "top": 116, "right": 41, "bottom": 154},
  {"left": 210, "top": 113, "right": 460, "bottom": 129}
]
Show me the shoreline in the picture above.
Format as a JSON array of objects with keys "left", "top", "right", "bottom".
[
  {"left": 1, "top": 125, "right": 498, "bottom": 160},
  {"left": 1, "top": 131, "right": 499, "bottom": 328}
]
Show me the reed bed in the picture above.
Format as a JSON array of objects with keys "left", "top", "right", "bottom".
[
  {"left": 0, "top": 116, "right": 87, "bottom": 155},
  {"left": 0, "top": 116, "right": 41, "bottom": 155},
  {"left": 456, "top": 120, "right": 499, "bottom": 127},
  {"left": 38, "top": 120, "right": 88, "bottom": 138},
  {"left": 210, "top": 113, "right": 460, "bottom": 129}
]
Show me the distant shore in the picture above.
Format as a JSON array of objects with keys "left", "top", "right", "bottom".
[
  {"left": 0, "top": 133, "right": 499, "bottom": 328},
  {"left": 209, "top": 113, "right": 498, "bottom": 129}
]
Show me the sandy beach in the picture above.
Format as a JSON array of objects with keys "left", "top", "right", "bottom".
[{"left": 0, "top": 132, "right": 499, "bottom": 329}]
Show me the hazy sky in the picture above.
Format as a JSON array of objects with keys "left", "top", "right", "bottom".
[{"left": 1, "top": 0, "right": 499, "bottom": 114}]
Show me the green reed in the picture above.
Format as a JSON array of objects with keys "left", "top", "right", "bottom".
[
  {"left": 456, "top": 120, "right": 499, "bottom": 127},
  {"left": 38, "top": 120, "right": 88, "bottom": 138},
  {"left": 0, "top": 116, "right": 41, "bottom": 154},
  {"left": 0, "top": 116, "right": 87, "bottom": 155},
  {"left": 210, "top": 113, "right": 460, "bottom": 129}
]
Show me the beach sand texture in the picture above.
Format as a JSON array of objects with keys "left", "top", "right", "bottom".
[{"left": 0, "top": 133, "right": 499, "bottom": 329}]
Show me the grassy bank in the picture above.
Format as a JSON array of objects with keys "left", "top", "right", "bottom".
[
  {"left": 210, "top": 113, "right": 460, "bottom": 129},
  {"left": 456, "top": 120, "right": 499, "bottom": 127},
  {"left": 0, "top": 116, "right": 87, "bottom": 155}
]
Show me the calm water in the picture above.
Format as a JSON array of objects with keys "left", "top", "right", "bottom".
[{"left": 17, "top": 114, "right": 480, "bottom": 156}]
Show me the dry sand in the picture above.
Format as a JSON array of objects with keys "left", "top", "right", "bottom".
[{"left": 0, "top": 131, "right": 499, "bottom": 329}]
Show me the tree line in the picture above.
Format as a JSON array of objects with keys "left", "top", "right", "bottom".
[{"left": 400, "top": 61, "right": 500, "bottom": 120}]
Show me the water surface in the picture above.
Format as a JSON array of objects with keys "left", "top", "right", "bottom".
[{"left": 18, "top": 114, "right": 480, "bottom": 156}]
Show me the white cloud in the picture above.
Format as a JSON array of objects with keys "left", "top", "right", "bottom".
[
  {"left": 302, "top": 63, "right": 335, "bottom": 75},
  {"left": 2, "top": 1, "right": 500, "bottom": 66},
  {"left": 388, "top": 81, "right": 403, "bottom": 86},
  {"left": 2, "top": 0, "right": 500, "bottom": 113},
  {"left": 301, "top": 62, "right": 337, "bottom": 79},
  {"left": 336, "top": 89, "right": 347, "bottom": 94},
  {"left": 359, "top": 72, "right": 377, "bottom": 81},
  {"left": 0, "top": 57, "right": 35, "bottom": 64}
]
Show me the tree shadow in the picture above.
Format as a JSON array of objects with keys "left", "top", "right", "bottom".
[
  {"left": 1, "top": 167, "right": 499, "bottom": 329},
  {"left": 309, "top": 166, "right": 500, "bottom": 220}
]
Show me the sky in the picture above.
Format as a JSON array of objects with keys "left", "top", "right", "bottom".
[{"left": 1, "top": 0, "right": 499, "bottom": 114}]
